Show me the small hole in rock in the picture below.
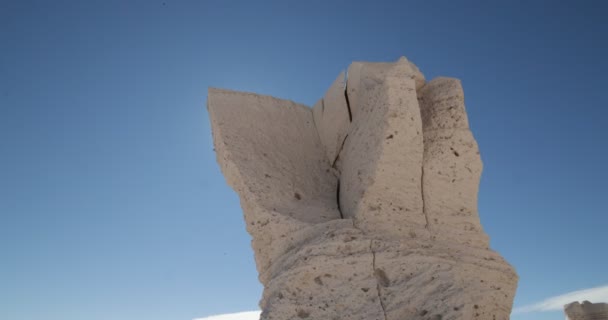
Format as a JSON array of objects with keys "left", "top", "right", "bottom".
[{"left": 297, "top": 310, "right": 310, "bottom": 318}]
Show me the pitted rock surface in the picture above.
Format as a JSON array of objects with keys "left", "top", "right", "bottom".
[{"left": 207, "top": 56, "right": 518, "bottom": 320}]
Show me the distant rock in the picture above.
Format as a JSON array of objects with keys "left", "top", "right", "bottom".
[
  {"left": 207, "top": 56, "right": 518, "bottom": 319},
  {"left": 565, "top": 301, "right": 608, "bottom": 320}
]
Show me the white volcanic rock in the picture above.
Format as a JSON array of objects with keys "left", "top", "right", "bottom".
[
  {"left": 260, "top": 221, "right": 385, "bottom": 320},
  {"left": 312, "top": 71, "right": 351, "bottom": 166},
  {"left": 418, "top": 78, "right": 490, "bottom": 248},
  {"left": 346, "top": 57, "right": 425, "bottom": 121},
  {"left": 371, "top": 239, "right": 517, "bottom": 320},
  {"left": 207, "top": 88, "right": 341, "bottom": 281},
  {"left": 207, "top": 56, "right": 518, "bottom": 320},
  {"left": 339, "top": 59, "right": 427, "bottom": 239}
]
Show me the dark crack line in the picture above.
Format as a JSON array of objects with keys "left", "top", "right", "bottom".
[
  {"left": 336, "top": 180, "right": 344, "bottom": 219},
  {"left": 331, "top": 134, "right": 348, "bottom": 168},
  {"left": 421, "top": 165, "right": 430, "bottom": 231},
  {"left": 344, "top": 85, "right": 353, "bottom": 122},
  {"left": 371, "top": 240, "right": 388, "bottom": 320},
  {"left": 321, "top": 98, "right": 325, "bottom": 114}
]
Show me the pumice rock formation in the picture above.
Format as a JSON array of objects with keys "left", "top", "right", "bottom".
[
  {"left": 565, "top": 301, "right": 608, "bottom": 320},
  {"left": 207, "top": 56, "right": 518, "bottom": 320}
]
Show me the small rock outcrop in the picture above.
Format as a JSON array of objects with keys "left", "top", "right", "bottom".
[
  {"left": 207, "top": 56, "right": 518, "bottom": 319},
  {"left": 565, "top": 301, "right": 608, "bottom": 320}
]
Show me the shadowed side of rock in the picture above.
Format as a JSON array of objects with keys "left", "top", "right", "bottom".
[{"left": 207, "top": 88, "right": 341, "bottom": 283}]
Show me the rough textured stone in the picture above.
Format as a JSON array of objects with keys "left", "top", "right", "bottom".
[
  {"left": 207, "top": 88, "right": 341, "bottom": 282},
  {"left": 419, "top": 78, "right": 489, "bottom": 248},
  {"left": 340, "top": 60, "right": 426, "bottom": 239},
  {"left": 565, "top": 301, "right": 608, "bottom": 320},
  {"left": 312, "top": 71, "right": 351, "bottom": 166},
  {"left": 207, "top": 56, "right": 518, "bottom": 320},
  {"left": 346, "top": 57, "right": 425, "bottom": 121}
]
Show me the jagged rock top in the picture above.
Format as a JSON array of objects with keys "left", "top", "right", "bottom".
[{"left": 207, "top": 56, "right": 518, "bottom": 320}]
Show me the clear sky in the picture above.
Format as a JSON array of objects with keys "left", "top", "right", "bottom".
[{"left": 1, "top": 1, "right": 606, "bottom": 320}]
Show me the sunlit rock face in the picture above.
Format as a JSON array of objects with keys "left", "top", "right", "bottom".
[
  {"left": 207, "top": 56, "right": 518, "bottom": 320},
  {"left": 565, "top": 301, "right": 608, "bottom": 320}
]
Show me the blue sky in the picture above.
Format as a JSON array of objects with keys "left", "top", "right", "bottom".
[{"left": 1, "top": 1, "right": 607, "bottom": 320}]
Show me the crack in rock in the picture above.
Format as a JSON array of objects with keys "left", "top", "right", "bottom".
[
  {"left": 421, "top": 165, "right": 430, "bottom": 233},
  {"left": 207, "top": 56, "right": 519, "bottom": 320},
  {"left": 371, "top": 240, "right": 388, "bottom": 320}
]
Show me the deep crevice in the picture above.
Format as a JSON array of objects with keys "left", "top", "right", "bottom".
[
  {"left": 336, "top": 180, "right": 344, "bottom": 219},
  {"left": 344, "top": 86, "right": 353, "bottom": 122},
  {"left": 331, "top": 134, "right": 348, "bottom": 168}
]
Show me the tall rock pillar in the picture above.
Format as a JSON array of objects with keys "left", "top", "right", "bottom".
[{"left": 207, "top": 56, "right": 518, "bottom": 320}]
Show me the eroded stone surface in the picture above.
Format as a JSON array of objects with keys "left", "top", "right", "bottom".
[
  {"left": 312, "top": 71, "right": 351, "bottom": 166},
  {"left": 207, "top": 56, "right": 518, "bottom": 320},
  {"left": 346, "top": 57, "right": 425, "bottom": 121},
  {"left": 372, "top": 240, "right": 517, "bottom": 320},
  {"left": 419, "top": 78, "right": 489, "bottom": 248},
  {"left": 339, "top": 61, "right": 427, "bottom": 239},
  {"left": 207, "top": 88, "right": 341, "bottom": 281}
]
